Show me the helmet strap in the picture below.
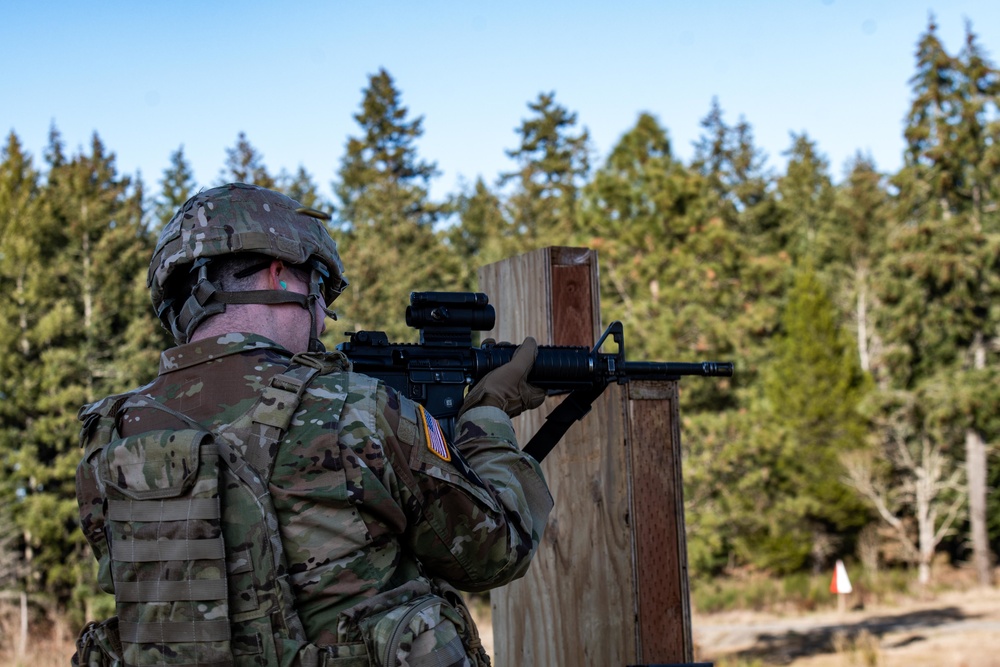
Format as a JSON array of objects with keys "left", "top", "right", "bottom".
[
  {"left": 305, "top": 264, "right": 338, "bottom": 353},
  {"left": 172, "top": 258, "right": 337, "bottom": 351}
]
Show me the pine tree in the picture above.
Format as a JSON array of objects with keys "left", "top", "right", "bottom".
[
  {"left": 693, "top": 266, "right": 871, "bottom": 574},
  {"left": 875, "top": 18, "right": 1000, "bottom": 585},
  {"left": 333, "top": 69, "right": 457, "bottom": 340},
  {"left": 1, "top": 132, "right": 158, "bottom": 605},
  {"left": 744, "top": 265, "right": 870, "bottom": 572},
  {"left": 833, "top": 154, "right": 891, "bottom": 376},
  {"left": 688, "top": 102, "right": 789, "bottom": 392},
  {"left": 501, "top": 92, "right": 590, "bottom": 247},
  {"left": 448, "top": 178, "right": 511, "bottom": 289},
  {"left": 277, "top": 166, "right": 324, "bottom": 210},
  {"left": 690, "top": 100, "right": 787, "bottom": 362},
  {"left": 0, "top": 131, "right": 45, "bottom": 601},
  {"left": 155, "top": 145, "right": 196, "bottom": 231},
  {"left": 219, "top": 132, "right": 275, "bottom": 188},
  {"left": 43, "top": 123, "right": 65, "bottom": 171},
  {"left": 692, "top": 98, "right": 780, "bottom": 252},
  {"left": 579, "top": 113, "right": 737, "bottom": 403},
  {"left": 775, "top": 133, "right": 839, "bottom": 265}
]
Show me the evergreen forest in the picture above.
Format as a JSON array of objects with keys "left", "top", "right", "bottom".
[{"left": 1, "top": 20, "right": 999, "bottom": 625}]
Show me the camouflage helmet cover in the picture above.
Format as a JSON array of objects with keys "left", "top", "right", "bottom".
[{"left": 149, "top": 182, "right": 347, "bottom": 342}]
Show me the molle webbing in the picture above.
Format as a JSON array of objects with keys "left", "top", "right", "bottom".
[
  {"left": 100, "top": 398, "right": 231, "bottom": 666},
  {"left": 108, "top": 498, "right": 220, "bottom": 522},
  {"left": 119, "top": 620, "right": 231, "bottom": 645},
  {"left": 111, "top": 538, "right": 225, "bottom": 562},
  {"left": 115, "top": 579, "right": 228, "bottom": 602}
]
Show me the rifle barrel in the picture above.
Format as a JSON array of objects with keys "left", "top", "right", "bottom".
[
  {"left": 622, "top": 360, "right": 734, "bottom": 379},
  {"left": 477, "top": 346, "right": 733, "bottom": 386}
]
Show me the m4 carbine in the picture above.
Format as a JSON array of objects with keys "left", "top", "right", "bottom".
[{"left": 337, "top": 292, "right": 733, "bottom": 462}]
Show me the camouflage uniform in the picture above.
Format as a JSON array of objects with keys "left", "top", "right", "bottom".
[
  {"left": 76, "top": 184, "right": 550, "bottom": 665},
  {"left": 81, "top": 331, "right": 551, "bottom": 654}
]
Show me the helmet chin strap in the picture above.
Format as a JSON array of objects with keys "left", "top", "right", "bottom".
[
  {"left": 306, "top": 264, "right": 339, "bottom": 353},
  {"left": 214, "top": 285, "right": 330, "bottom": 353},
  {"left": 178, "top": 259, "right": 340, "bottom": 352},
  {"left": 306, "top": 293, "right": 327, "bottom": 353}
]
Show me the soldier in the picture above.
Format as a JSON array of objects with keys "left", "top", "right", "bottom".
[{"left": 75, "top": 183, "right": 552, "bottom": 666}]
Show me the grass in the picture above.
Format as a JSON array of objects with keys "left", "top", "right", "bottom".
[
  {"left": 0, "top": 602, "right": 74, "bottom": 667},
  {"left": 692, "top": 565, "right": 922, "bottom": 615}
]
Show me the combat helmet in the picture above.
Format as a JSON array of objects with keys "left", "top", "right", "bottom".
[{"left": 149, "top": 182, "right": 347, "bottom": 352}]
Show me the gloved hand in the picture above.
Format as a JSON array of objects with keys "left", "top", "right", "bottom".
[{"left": 460, "top": 337, "right": 547, "bottom": 418}]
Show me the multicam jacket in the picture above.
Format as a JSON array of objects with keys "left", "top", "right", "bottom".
[{"left": 77, "top": 332, "right": 552, "bottom": 649}]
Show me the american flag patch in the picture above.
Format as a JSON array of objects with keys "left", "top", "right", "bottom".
[{"left": 418, "top": 405, "right": 451, "bottom": 462}]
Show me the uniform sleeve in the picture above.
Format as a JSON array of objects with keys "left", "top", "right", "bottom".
[{"left": 375, "top": 385, "right": 553, "bottom": 592}]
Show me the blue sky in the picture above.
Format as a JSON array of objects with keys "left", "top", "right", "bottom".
[{"left": 3, "top": 1, "right": 999, "bottom": 203}]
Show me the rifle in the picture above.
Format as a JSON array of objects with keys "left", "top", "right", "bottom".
[{"left": 337, "top": 291, "right": 734, "bottom": 462}]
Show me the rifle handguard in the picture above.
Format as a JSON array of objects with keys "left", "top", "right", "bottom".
[{"left": 459, "top": 338, "right": 546, "bottom": 418}]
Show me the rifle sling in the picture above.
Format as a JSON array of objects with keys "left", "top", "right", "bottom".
[{"left": 522, "top": 384, "right": 607, "bottom": 462}]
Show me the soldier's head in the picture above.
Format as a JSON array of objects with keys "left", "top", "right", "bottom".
[{"left": 149, "top": 183, "right": 348, "bottom": 353}]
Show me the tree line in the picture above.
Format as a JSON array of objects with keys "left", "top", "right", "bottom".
[{"left": 1, "top": 19, "right": 998, "bottom": 623}]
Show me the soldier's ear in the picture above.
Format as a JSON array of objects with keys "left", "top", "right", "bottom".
[{"left": 267, "top": 260, "right": 287, "bottom": 290}]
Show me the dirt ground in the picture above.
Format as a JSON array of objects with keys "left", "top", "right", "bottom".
[
  {"left": 693, "top": 585, "right": 1000, "bottom": 666},
  {"left": 4, "top": 587, "right": 999, "bottom": 666},
  {"left": 469, "top": 585, "right": 1000, "bottom": 666}
]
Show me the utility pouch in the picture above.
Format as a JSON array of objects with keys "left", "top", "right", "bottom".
[{"left": 337, "top": 580, "right": 489, "bottom": 667}]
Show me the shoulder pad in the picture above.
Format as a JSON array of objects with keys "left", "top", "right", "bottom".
[
  {"left": 78, "top": 392, "right": 135, "bottom": 450},
  {"left": 78, "top": 392, "right": 131, "bottom": 421}
]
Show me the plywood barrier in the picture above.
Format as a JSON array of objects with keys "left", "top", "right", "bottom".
[{"left": 479, "top": 247, "right": 693, "bottom": 666}]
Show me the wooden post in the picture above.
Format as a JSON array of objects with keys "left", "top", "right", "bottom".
[{"left": 479, "top": 247, "right": 694, "bottom": 666}]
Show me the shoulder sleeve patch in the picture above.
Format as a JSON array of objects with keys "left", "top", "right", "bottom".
[{"left": 417, "top": 404, "right": 451, "bottom": 462}]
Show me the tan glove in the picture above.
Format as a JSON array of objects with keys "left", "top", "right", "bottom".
[{"left": 460, "top": 337, "right": 547, "bottom": 418}]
